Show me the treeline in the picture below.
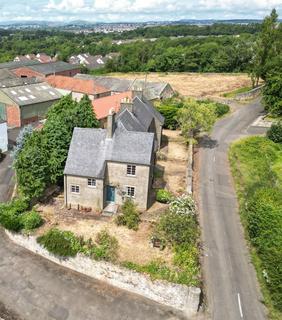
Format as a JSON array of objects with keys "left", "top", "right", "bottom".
[
  {"left": 106, "top": 35, "right": 255, "bottom": 73},
  {"left": 114, "top": 23, "right": 262, "bottom": 39}
]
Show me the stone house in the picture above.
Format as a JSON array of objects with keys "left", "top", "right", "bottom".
[{"left": 64, "top": 110, "right": 155, "bottom": 211}]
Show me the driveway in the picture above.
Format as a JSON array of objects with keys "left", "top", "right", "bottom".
[
  {"left": 0, "top": 229, "right": 184, "bottom": 320},
  {"left": 198, "top": 99, "right": 267, "bottom": 320},
  {"left": 0, "top": 152, "right": 14, "bottom": 202}
]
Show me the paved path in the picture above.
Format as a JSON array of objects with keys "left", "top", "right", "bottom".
[
  {"left": 0, "top": 229, "right": 185, "bottom": 320},
  {"left": 198, "top": 99, "right": 267, "bottom": 320}
]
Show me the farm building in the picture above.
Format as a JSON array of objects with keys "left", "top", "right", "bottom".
[
  {"left": 74, "top": 74, "right": 174, "bottom": 101},
  {"left": 46, "top": 75, "right": 111, "bottom": 101},
  {"left": 12, "top": 61, "right": 81, "bottom": 79},
  {"left": 0, "top": 82, "right": 62, "bottom": 127}
]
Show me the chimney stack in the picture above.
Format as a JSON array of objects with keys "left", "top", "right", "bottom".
[
  {"left": 107, "top": 108, "right": 115, "bottom": 139},
  {"left": 120, "top": 97, "right": 133, "bottom": 113},
  {"left": 132, "top": 87, "right": 143, "bottom": 99}
]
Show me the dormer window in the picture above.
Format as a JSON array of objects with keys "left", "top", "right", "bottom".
[{"left": 127, "top": 164, "right": 136, "bottom": 176}]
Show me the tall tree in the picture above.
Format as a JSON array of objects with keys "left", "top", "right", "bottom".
[{"left": 250, "top": 9, "right": 280, "bottom": 86}]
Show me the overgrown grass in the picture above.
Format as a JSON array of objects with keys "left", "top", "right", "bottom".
[
  {"left": 223, "top": 86, "right": 252, "bottom": 97},
  {"left": 229, "top": 136, "right": 282, "bottom": 319}
]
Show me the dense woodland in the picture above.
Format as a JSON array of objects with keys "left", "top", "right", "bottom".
[{"left": 0, "top": 23, "right": 262, "bottom": 73}]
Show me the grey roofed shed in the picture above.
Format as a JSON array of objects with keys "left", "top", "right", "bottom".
[
  {"left": 64, "top": 127, "right": 154, "bottom": 178},
  {"left": 74, "top": 74, "right": 173, "bottom": 100},
  {"left": 1, "top": 82, "right": 62, "bottom": 106},
  {"left": 28, "top": 61, "right": 80, "bottom": 76},
  {"left": 0, "top": 60, "right": 41, "bottom": 70}
]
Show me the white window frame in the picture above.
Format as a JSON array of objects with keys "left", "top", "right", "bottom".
[
  {"left": 87, "top": 178, "right": 96, "bottom": 188},
  {"left": 126, "top": 164, "right": 136, "bottom": 176},
  {"left": 125, "top": 186, "right": 135, "bottom": 198},
  {"left": 71, "top": 185, "right": 80, "bottom": 194}
]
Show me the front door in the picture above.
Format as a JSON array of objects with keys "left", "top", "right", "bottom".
[{"left": 106, "top": 186, "right": 115, "bottom": 202}]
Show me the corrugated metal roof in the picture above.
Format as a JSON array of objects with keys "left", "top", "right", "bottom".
[
  {"left": 0, "top": 60, "right": 41, "bottom": 70},
  {"left": 1, "top": 82, "right": 62, "bottom": 106},
  {"left": 28, "top": 61, "right": 80, "bottom": 75}
]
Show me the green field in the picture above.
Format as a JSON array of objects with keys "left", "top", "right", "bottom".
[
  {"left": 229, "top": 136, "right": 282, "bottom": 319},
  {"left": 222, "top": 86, "right": 252, "bottom": 98}
]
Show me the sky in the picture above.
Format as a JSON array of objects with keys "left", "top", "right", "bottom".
[{"left": 0, "top": 0, "right": 282, "bottom": 22}]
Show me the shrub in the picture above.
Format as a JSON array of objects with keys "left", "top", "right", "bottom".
[
  {"left": 267, "top": 121, "right": 282, "bottom": 144},
  {"left": 0, "top": 198, "right": 29, "bottom": 232},
  {"left": 116, "top": 199, "right": 140, "bottom": 230},
  {"left": 169, "top": 194, "right": 196, "bottom": 215},
  {"left": 37, "top": 228, "right": 81, "bottom": 257},
  {"left": 20, "top": 210, "right": 43, "bottom": 231},
  {"left": 156, "top": 189, "right": 173, "bottom": 203},
  {"left": 156, "top": 212, "right": 198, "bottom": 246},
  {"left": 0, "top": 208, "right": 22, "bottom": 232},
  {"left": 213, "top": 102, "right": 230, "bottom": 117},
  {"left": 90, "top": 230, "right": 119, "bottom": 262},
  {"left": 199, "top": 99, "right": 230, "bottom": 118}
]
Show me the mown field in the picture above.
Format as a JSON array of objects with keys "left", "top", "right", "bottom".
[
  {"left": 108, "top": 72, "right": 252, "bottom": 98},
  {"left": 229, "top": 136, "right": 282, "bottom": 319}
]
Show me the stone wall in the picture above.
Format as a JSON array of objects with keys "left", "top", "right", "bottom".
[
  {"left": 234, "top": 85, "right": 264, "bottom": 101},
  {"left": 6, "top": 230, "right": 201, "bottom": 317}
]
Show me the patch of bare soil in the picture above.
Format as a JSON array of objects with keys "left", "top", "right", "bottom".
[
  {"left": 157, "top": 129, "right": 188, "bottom": 194},
  {"left": 108, "top": 72, "right": 252, "bottom": 98},
  {"left": 35, "top": 196, "right": 172, "bottom": 266},
  {"left": 34, "top": 129, "right": 187, "bottom": 267}
]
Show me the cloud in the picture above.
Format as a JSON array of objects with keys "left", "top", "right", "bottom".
[
  {"left": 46, "top": 0, "right": 85, "bottom": 10},
  {"left": 0, "top": 0, "right": 281, "bottom": 22}
]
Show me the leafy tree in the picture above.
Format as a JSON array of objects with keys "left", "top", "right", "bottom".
[
  {"left": 263, "top": 74, "right": 282, "bottom": 116},
  {"left": 15, "top": 131, "right": 50, "bottom": 199},
  {"left": 177, "top": 99, "right": 217, "bottom": 142},
  {"left": 250, "top": 9, "right": 281, "bottom": 86}
]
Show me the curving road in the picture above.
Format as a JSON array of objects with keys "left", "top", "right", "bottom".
[
  {"left": 198, "top": 99, "right": 267, "bottom": 320},
  {"left": 0, "top": 229, "right": 184, "bottom": 320}
]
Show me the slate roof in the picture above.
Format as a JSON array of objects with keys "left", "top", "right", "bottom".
[
  {"left": 116, "top": 96, "right": 164, "bottom": 131},
  {"left": 27, "top": 61, "right": 80, "bottom": 76},
  {"left": 64, "top": 127, "right": 154, "bottom": 178},
  {"left": 117, "top": 109, "right": 146, "bottom": 132},
  {"left": 0, "top": 60, "right": 41, "bottom": 70},
  {"left": 1, "top": 82, "right": 62, "bottom": 106}
]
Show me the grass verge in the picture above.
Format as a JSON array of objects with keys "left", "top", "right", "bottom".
[
  {"left": 229, "top": 136, "right": 282, "bottom": 319},
  {"left": 223, "top": 86, "right": 252, "bottom": 97}
]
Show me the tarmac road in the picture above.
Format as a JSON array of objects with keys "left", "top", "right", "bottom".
[{"left": 198, "top": 99, "right": 267, "bottom": 320}]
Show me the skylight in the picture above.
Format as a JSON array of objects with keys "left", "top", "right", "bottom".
[{"left": 18, "top": 96, "right": 28, "bottom": 101}]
